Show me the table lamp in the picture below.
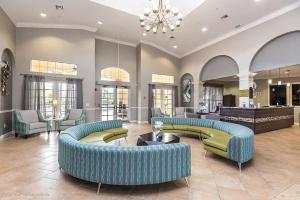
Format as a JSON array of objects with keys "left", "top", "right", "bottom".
[{"left": 52, "top": 99, "right": 58, "bottom": 119}]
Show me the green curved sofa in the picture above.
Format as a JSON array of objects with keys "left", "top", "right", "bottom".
[
  {"left": 152, "top": 117, "right": 254, "bottom": 170},
  {"left": 58, "top": 120, "right": 191, "bottom": 194}
]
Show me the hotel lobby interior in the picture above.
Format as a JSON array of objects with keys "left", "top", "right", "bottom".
[{"left": 1, "top": 0, "right": 300, "bottom": 199}]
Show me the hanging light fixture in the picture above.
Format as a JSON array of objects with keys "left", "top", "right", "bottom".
[
  {"left": 140, "top": 0, "right": 183, "bottom": 34},
  {"left": 268, "top": 70, "right": 272, "bottom": 84},
  {"left": 277, "top": 68, "right": 282, "bottom": 85}
]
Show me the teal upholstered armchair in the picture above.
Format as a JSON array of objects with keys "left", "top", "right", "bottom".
[
  {"left": 15, "top": 110, "right": 51, "bottom": 138},
  {"left": 151, "top": 108, "right": 169, "bottom": 118},
  {"left": 56, "top": 109, "right": 86, "bottom": 133}
]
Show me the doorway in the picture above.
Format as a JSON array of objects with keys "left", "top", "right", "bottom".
[
  {"left": 153, "top": 88, "right": 173, "bottom": 116},
  {"left": 101, "top": 86, "right": 129, "bottom": 121}
]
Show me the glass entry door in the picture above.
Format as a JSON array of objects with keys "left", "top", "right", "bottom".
[
  {"left": 101, "top": 86, "right": 129, "bottom": 121},
  {"left": 153, "top": 88, "right": 173, "bottom": 116}
]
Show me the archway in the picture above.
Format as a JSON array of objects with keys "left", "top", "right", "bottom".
[
  {"left": 199, "top": 55, "right": 239, "bottom": 112},
  {"left": 200, "top": 55, "right": 239, "bottom": 82},
  {"left": 180, "top": 73, "right": 194, "bottom": 108},
  {"left": 250, "top": 31, "right": 300, "bottom": 72},
  {"left": 0, "top": 48, "right": 15, "bottom": 135}
]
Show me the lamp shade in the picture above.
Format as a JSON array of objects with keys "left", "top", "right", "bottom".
[{"left": 52, "top": 99, "right": 58, "bottom": 107}]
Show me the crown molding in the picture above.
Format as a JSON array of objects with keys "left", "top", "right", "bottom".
[
  {"left": 16, "top": 23, "right": 98, "bottom": 32},
  {"left": 140, "top": 40, "right": 180, "bottom": 58},
  {"left": 181, "top": 1, "right": 300, "bottom": 58},
  {"left": 95, "top": 35, "right": 137, "bottom": 47}
]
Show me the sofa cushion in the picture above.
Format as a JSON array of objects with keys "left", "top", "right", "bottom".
[
  {"left": 103, "top": 128, "right": 128, "bottom": 135},
  {"left": 162, "top": 124, "right": 174, "bottom": 130},
  {"left": 173, "top": 124, "right": 189, "bottom": 131},
  {"left": 61, "top": 120, "right": 76, "bottom": 126},
  {"left": 203, "top": 136, "right": 230, "bottom": 152},
  {"left": 187, "top": 126, "right": 206, "bottom": 133},
  {"left": 19, "top": 110, "right": 39, "bottom": 123},
  {"left": 80, "top": 132, "right": 103, "bottom": 143},
  {"left": 30, "top": 122, "right": 47, "bottom": 130},
  {"left": 68, "top": 109, "right": 82, "bottom": 120}
]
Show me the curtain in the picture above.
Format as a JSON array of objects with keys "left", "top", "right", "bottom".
[
  {"left": 203, "top": 86, "right": 223, "bottom": 113},
  {"left": 172, "top": 85, "right": 179, "bottom": 108},
  {"left": 23, "top": 75, "right": 45, "bottom": 112},
  {"left": 65, "top": 78, "right": 83, "bottom": 111},
  {"left": 148, "top": 84, "right": 156, "bottom": 123}
]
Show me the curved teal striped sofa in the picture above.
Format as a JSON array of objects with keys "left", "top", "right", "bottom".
[
  {"left": 151, "top": 117, "right": 254, "bottom": 169},
  {"left": 58, "top": 120, "right": 191, "bottom": 191}
]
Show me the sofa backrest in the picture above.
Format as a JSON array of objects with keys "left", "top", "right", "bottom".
[
  {"left": 68, "top": 109, "right": 83, "bottom": 120},
  {"left": 61, "top": 120, "right": 123, "bottom": 140},
  {"left": 151, "top": 117, "right": 215, "bottom": 128},
  {"left": 19, "top": 110, "right": 39, "bottom": 123}
]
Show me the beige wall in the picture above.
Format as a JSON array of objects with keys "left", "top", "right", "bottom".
[
  {"left": 95, "top": 39, "right": 137, "bottom": 121},
  {"left": 223, "top": 81, "right": 240, "bottom": 107},
  {"left": 138, "top": 43, "right": 180, "bottom": 122},
  {"left": 0, "top": 7, "right": 16, "bottom": 135},
  {"left": 14, "top": 28, "right": 96, "bottom": 121}
]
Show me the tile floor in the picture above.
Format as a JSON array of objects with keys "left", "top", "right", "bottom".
[{"left": 1, "top": 124, "right": 300, "bottom": 200}]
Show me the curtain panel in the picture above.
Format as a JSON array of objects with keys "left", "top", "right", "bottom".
[
  {"left": 65, "top": 78, "right": 83, "bottom": 111},
  {"left": 148, "top": 84, "right": 156, "bottom": 123},
  {"left": 23, "top": 75, "right": 45, "bottom": 113}
]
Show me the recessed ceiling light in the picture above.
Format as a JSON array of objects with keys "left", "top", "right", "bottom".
[
  {"left": 40, "top": 13, "right": 47, "bottom": 17},
  {"left": 97, "top": 21, "right": 103, "bottom": 25},
  {"left": 173, "top": 45, "right": 177, "bottom": 49},
  {"left": 255, "top": 0, "right": 261, "bottom": 2},
  {"left": 143, "top": 33, "right": 147, "bottom": 36},
  {"left": 202, "top": 27, "right": 207, "bottom": 32}
]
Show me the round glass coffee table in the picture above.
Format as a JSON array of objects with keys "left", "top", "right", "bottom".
[{"left": 136, "top": 132, "right": 180, "bottom": 146}]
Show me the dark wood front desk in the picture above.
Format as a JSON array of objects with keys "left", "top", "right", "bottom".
[{"left": 220, "top": 107, "right": 294, "bottom": 134}]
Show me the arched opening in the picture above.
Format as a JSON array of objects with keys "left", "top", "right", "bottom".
[
  {"left": 180, "top": 73, "right": 194, "bottom": 108},
  {"left": 249, "top": 32, "right": 300, "bottom": 116},
  {"left": 200, "top": 55, "right": 239, "bottom": 113},
  {"left": 98, "top": 67, "right": 131, "bottom": 121},
  {"left": 100, "top": 67, "right": 130, "bottom": 83},
  {"left": 1, "top": 48, "right": 15, "bottom": 135}
]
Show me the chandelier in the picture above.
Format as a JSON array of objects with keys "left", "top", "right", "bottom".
[{"left": 139, "top": 0, "right": 183, "bottom": 34}]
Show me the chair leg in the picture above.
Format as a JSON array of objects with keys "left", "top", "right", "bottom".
[
  {"left": 97, "top": 183, "right": 102, "bottom": 195},
  {"left": 47, "top": 131, "right": 50, "bottom": 135},
  {"left": 24, "top": 135, "right": 28, "bottom": 139},
  {"left": 15, "top": 133, "right": 18, "bottom": 138},
  {"left": 238, "top": 162, "right": 242, "bottom": 174},
  {"left": 204, "top": 150, "right": 207, "bottom": 158},
  {"left": 184, "top": 177, "right": 190, "bottom": 187}
]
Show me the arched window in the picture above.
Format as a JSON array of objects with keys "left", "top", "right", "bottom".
[{"left": 101, "top": 67, "right": 130, "bottom": 82}]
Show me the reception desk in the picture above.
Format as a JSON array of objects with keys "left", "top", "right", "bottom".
[{"left": 220, "top": 107, "right": 294, "bottom": 134}]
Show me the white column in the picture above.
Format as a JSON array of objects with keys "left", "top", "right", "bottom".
[{"left": 239, "top": 73, "right": 254, "bottom": 108}]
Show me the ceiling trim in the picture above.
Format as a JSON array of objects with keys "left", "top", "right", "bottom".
[
  {"left": 140, "top": 40, "right": 180, "bottom": 58},
  {"left": 16, "top": 22, "right": 98, "bottom": 32},
  {"left": 95, "top": 35, "right": 137, "bottom": 47},
  {"left": 181, "top": 1, "right": 300, "bottom": 58}
]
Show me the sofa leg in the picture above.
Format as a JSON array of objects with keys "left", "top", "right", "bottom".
[
  {"left": 24, "top": 135, "right": 28, "bottom": 139},
  {"left": 97, "top": 183, "right": 102, "bottom": 195},
  {"left": 15, "top": 133, "right": 18, "bottom": 138},
  {"left": 238, "top": 162, "right": 242, "bottom": 174},
  {"left": 58, "top": 130, "right": 61, "bottom": 134},
  {"left": 204, "top": 150, "right": 207, "bottom": 158},
  {"left": 184, "top": 177, "right": 190, "bottom": 187}
]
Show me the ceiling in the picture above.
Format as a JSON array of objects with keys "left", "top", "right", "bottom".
[{"left": 0, "top": 0, "right": 299, "bottom": 57}]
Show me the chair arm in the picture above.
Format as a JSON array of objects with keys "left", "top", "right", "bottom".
[
  {"left": 75, "top": 111, "right": 86, "bottom": 125},
  {"left": 15, "top": 121, "right": 30, "bottom": 135}
]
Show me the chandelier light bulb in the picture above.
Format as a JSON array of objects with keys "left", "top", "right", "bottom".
[
  {"left": 139, "top": 15, "right": 144, "bottom": 22},
  {"left": 176, "top": 20, "right": 181, "bottom": 27},
  {"left": 162, "top": 27, "right": 166, "bottom": 33},
  {"left": 146, "top": 25, "right": 151, "bottom": 32},
  {"left": 268, "top": 79, "right": 272, "bottom": 84},
  {"left": 178, "top": 13, "right": 183, "bottom": 21},
  {"left": 140, "top": 22, "right": 145, "bottom": 27},
  {"left": 170, "top": 24, "right": 175, "bottom": 31},
  {"left": 144, "top": 7, "right": 151, "bottom": 16},
  {"left": 166, "top": 5, "right": 171, "bottom": 13},
  {"left": 172, "top": 7, "right": 179, "bottom": 15},
  {"left": 152, "top": 27, "right": 157, "bottom": 33}
]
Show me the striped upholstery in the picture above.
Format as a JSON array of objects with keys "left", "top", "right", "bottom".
[
  {"left": 152, "top": 117, "right": 254, "bottom": 164},
  {"left": 58, "top": 120, "right": 191, "bottom": 185}
]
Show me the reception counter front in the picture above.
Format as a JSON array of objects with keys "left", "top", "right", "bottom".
[{"left": 220, "top": 107, "right": 294, "bottom": 134}]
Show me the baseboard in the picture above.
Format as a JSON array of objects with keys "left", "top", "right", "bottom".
[
  {"left": 0, "top": 131, "right": 14, "bottom": 140},
  {"left": 129, "top": 120, "right": 137, "bottom": 123},
  {"left": 137, "top": 121, "right": 149, "bottom": 124}
]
